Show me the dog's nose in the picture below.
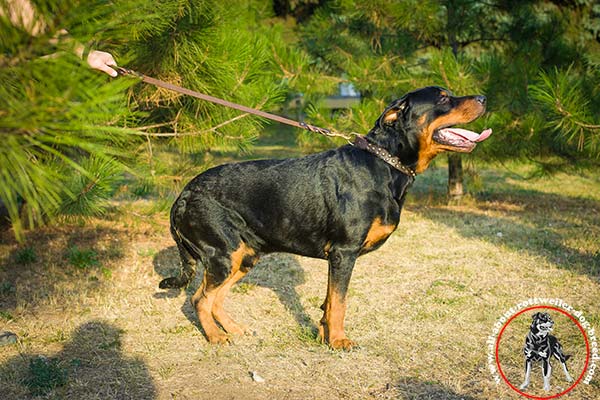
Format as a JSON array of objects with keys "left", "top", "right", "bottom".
[{"left": 475, "top": 95, "right": 486, "bottom": 105}]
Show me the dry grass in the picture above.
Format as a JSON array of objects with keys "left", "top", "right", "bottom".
[{"left": 1, "top": 155, "right": 599, "bottom": 399}]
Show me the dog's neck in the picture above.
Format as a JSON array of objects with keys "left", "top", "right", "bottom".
[{"left": 365, "top": 125, "right": 419, "bottom": 169}]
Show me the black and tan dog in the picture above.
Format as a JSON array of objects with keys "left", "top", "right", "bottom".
[
  {"left": 160, "top": 86, "right": 491, "bottom": 349},
  {"left": 520, "top": 312, "right": 573, "bottom": 392}
]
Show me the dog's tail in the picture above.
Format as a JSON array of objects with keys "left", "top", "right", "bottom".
[
  {"left": 564, "top": 354, "right": 572, "bottom": 362},
  {"left": 158, "top": 196, "right": 201, "bottom": 289}
]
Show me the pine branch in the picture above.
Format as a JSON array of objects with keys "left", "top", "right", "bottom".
[
  {"left": 554, "top": 100, "right": 600, "bottom": 131},
  {"left": 438, "top": 61, "right": 452, "bottom": 89}
]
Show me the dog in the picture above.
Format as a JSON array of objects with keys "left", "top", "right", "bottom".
[
  {"left": 160, "top": 86, "right": 491, "bottom": 349},
  {"left": 519, "top": 312, "right": 573, "bottom": 392}
]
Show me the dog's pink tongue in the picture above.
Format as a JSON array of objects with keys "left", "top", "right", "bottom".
[{"left": 443, "top": 128, "right": 492, "bottom": 142}]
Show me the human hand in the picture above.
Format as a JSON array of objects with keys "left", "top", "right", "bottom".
[{"left": 87, "top": 50, "right": 118, "bottom": 77}]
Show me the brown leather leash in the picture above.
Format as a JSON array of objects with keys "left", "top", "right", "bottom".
[{"left": 116, "top": 67, "right": 416, "bottom": 178}]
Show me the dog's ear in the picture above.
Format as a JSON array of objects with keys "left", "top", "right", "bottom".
[
  {"left": 380, "top": 98, "right": 408, "bottom": 126},
  {"left": 532, "top": 312, "right": 541, "bottom": 321}
]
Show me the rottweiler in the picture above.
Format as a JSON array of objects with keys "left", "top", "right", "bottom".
[
  {"left": 160, "top": 86, "right": 492, "bottom": 349},
  {"left": 520, "top": 312, "right": 573, "bottom": 392}
]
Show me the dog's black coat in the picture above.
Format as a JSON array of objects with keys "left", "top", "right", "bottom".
[
  {"left": 172, "top": 144, "right": 410, "bottom": 259},
  {"left": 161, "top": 86, "right": 488, "bottom": 348}
]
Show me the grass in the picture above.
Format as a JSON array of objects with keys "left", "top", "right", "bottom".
[
  {"left": 67, "top": 246, "right": 100, "bottom": 269},
  {"left": 14, "top": 247, "right": 37, "bottom": 265},
  {"left": 0, "top": 135, "right": 598, "bottom": 399},
  {"left": 23, "top": 356, "right": 68, "bottom": 396}
]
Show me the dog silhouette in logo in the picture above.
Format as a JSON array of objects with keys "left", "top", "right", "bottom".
[{"left": 519, "top": 312, "right": 573, "bottom": 392}]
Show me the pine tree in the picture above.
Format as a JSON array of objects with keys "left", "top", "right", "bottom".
[
  {"left": 0, "top": 0, "right": 298, "bottom": 240},
  {"left": 530, "top": 66, "right": 600, "bottom": 162},
  {"left": 476, "top": 0, "right": 600, "bottom": 172},
  {"left": 0, "top": 0, "right": 142, "bottom": 239},
  {"left": 282, "top": 0, "right": 498, "bottom": 198},
  {"left": 277, "top": 0, "right": 600, "bottom": 193}
]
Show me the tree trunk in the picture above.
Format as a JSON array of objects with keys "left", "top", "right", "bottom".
[
  {"left": 447, "top": 153, "right": 464, "bottom": 201},
  {"left": 446, "top": 1, "right": 464, "bottom": 202}
]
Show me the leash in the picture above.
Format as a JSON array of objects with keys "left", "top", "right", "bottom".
[{"left": 116, "top": 67, "right": 416, "bottom": 178}]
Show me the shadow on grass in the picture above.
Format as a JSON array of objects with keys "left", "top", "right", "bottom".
[
  {"left": 152, "top": 247, "right": 317, "bottom": 337},
  {"left": 0, "top": 226, "right": 127, "bottom": 312},
  {"left": 245, "top": 253, "right": 318, "bottom": 335},
  {"left": 408, "top": 169, "right": 600, "bottom": 280},
  {"left": 393, "top": 377, "right": 477, "bottom": 399},
  {"left": 0, "top": 320, "right": 156, "bottom": 399}
]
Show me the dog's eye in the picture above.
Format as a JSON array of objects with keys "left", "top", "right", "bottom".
[{"left": 438, "top": 95, "right": 450, "bottom": 105}]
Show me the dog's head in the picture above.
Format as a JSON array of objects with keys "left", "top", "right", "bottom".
[
  {"left": 368, "top": 86, "right": 492, "bottom": 173},
  {"left": 531, "top": 312, "right": 554, "bottom": 336}
]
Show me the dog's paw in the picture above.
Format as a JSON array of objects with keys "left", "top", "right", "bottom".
[
  {"left": 543, "top": 384, "right": 551, "bottom": 392},
  {"left": 221, "top": 322, "right": 250, "bottom": 336},
  {"left": 206, "top": 332, "right": 233, "bottom": 345},
  {"left": 329, "top": 338, "right": 359, "bottom": 351},
  {"left": 159, "top": 277, "right": 185, "bottom": 289},
  {"left": 519, "top": 383, "right": 529, "bottom": 391}
]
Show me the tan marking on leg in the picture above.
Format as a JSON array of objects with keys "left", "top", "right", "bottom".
[
  {"left": 323, "top": 286, "right": 356, "bottom": 350},
  {"left": 212, "top": 243, "right": 256, "bottom": 335},
  {"left": 212, "top": 269, "right": 248, "bottom": 334},
  {"left": 320, "top": 271, "right": 357, "bottom": 350},
  {"left": 193, "top": 271, "right": 229, "bottom": 344},
  {"left": 362, "top": 217, "right": 396, "bottom": 251}
]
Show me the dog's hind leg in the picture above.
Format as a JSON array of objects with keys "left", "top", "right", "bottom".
[
  {"left": 191, "top": 242, "right": 257, "bottom": 344},
  {"left": 159, "top": 242, "right": 196, "bottom": 289},
  {"left": 561, "top": 362, "right": 573, "bottom": 383},
  {"left": 211, "top": 243, "right": 258, "bottom": 335},
  {"left": 554, "top": 353, "right": 573, "bottom": 382},
  {"left": 191, "top": 256, "right": 231, "bottom": 344},
  {"left": 553, "top": 343, "right": 573, "bottom": 382},
  {"left": 519, "top": 361, "right": 532, "bottom": 391}
]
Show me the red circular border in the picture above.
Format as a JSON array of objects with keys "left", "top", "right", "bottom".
[{"left": 494, "top": 305, "right": 590, "bottom": 399}]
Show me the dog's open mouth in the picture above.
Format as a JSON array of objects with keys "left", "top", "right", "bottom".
[{"left": 433, "top": 127, "right": 493, "bottom": 152}]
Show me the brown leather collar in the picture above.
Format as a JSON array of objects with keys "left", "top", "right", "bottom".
[{"left": 353, "top": 135, "right": 416, "bottom": 179}]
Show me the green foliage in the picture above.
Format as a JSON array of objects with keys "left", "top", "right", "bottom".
[
  {"left": 0, "top": 0, "right": 142, "bottom": 240},
  {"left": 67, "top": 246, "right": 100, "bottom": 269},
  {"left": 0, "top": 310, "right": 14, "bottom": 321},
  {"left": 14, "top": 247, "right": 38, "bottom": 265},
  {"left": 124, "top": 0, "right": 291, "bottom": 154},
  {"left": 2, "top": 0, "right": 599, "bottom": 240},
  {"left": 23, "top": 356, "right": 68, "bottom": 396},
  {"left": 293, "top": 0, "right": 600, "bottom": 169},
  {"left": 530, "top": 66, "right": 600, "bottom": 158},
  {"left": 59, "top": 156, "right": 124, "bottom": 219},
  {"left": 0, "top": 56, "right": 138, "bottom": 237},
  {"left": 0, "top": 0, "right": 297, "bottom": 240},
  {"left": 0, "top": 282, "right": 16, "bottom": 298}
]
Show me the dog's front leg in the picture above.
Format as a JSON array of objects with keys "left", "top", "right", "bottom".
[
  {"left": 543, "top": 360, "right": 552, "bottom": 391},
  {"left": 520, "top": 360, "right": 532, "bottom": 391},
  {"left": 319, "top": 248, "right": 358, "bottom": 351}
]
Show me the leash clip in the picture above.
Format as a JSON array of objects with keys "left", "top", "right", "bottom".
[{"left": 116, "top": 66, "right": 143, "bottom": 78}]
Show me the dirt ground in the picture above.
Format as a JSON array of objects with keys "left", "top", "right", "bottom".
[{"left": 1, "top": 165, "right": 599, "bottom": 399}]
